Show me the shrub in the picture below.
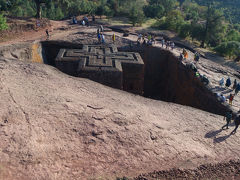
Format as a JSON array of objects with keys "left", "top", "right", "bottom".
[
  {"left": 179, "top": 23, "right": 191, "bottom": 38},
  {"left": 214, "top": 41, "right": 240, "bottom": 58},
  {"left": 0, "top": 14, "right": 8, "bottom": 31}
]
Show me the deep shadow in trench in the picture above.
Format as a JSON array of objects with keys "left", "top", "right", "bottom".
[
  {"left": 120, "top": 46, "right": 228, "bottom": 116},
  {"left": 41, "top": 41, "right": 229, "bottom": 116}
]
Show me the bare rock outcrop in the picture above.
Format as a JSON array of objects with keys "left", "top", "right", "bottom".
[{"left": 0, "top": 58, "right": 239, "bottom": 179}]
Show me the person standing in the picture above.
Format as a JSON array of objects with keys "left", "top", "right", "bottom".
[
  {"left": 112, "top": 33, "right": 116, "bottom": 44},
  {"left": 231, "top": 115, "right": 240, "bottom": 134},
  {"left": 219, "top": 78, "right": 224, "bottom": 86},
  {"left": 233, "top": 79, "right": 237, "bottom": 90},
  {"left": 183, "top": 48, "right": 188, "bottom": 60},
  {"left": 222, "top": 110, "right": 233, "bottom": 130},
  {"left": 171, "top": 41, "right": 175, "bottom": 50},
  {"left": 194, "top": 52, "right": 200, "bottom": 62},
  {"left": 161, "top": 38, "right": 165, "bottom": 48},
  {"left": 225, "top": 77, "right": 231, "bottom": 87},
  {"left": 101, "top": 33, "right": 105, "bottom": 44},
  {"left": 45, "top": 29, "right": 49, "bottom": 40},
  {"left": 235, "top": 83, "right": 240, "bottom": 95},
  {"left": 229, "top": 93, "right": 234, "bottom": 106},
  {"left": 137, "top": 34, "right": 142, "bottom": 43},
  {"left": 100, "top": 25, "right": 104, "bottom": 32},
  {"left": 97, "top": 30, "right": 101, "bottom": 43}
]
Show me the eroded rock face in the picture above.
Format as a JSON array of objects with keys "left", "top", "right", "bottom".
[{"left": 136, "top": 46, "right": 227, "bottom": 115}]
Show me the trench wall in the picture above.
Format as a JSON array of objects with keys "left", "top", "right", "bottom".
[
  {"left": 0, "top": 42, "right": 45, "bottom": 63},
  {"left": 140, "top": 46, "right": 228, "bottom": 115}
]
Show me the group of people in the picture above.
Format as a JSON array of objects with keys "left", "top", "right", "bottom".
[
  {"left": 137, "top": 34, "right": 156, "bottom": 46},
  {"left": 218, "top": 77, "right": 240, "bottom": 106},
  {"left": 97, "top": 27, "right": 105, "bottom": 44},
  {"left": 222, "top": 110, "right": 240, "bottom": 134},
  {"left": 72, "top": 16, "right": 89, "bottom": 26},
  {"left": 160, "top": 38, "right": 175, "bottom": 50},
  {"left": 96, "top": 25, "right": 116, "bottom": 44}
]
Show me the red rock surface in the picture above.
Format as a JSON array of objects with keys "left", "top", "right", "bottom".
[{"left": 0, "top": 58, "right": 239, "bottom": 180}]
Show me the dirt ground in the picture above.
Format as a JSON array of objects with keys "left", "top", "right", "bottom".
[{"left": 1, "top": 18, "right": 240, "bottom": 180}]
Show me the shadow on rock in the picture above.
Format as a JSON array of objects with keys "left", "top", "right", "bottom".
[
  {"left": 205, "top": 129, "right": 222, "bottom": 138},
  {"left": 211, "top": 86, "right": 226, "bottom": 92},
  {"left": 213, "top": 134, "right": 232, "bottom": 143},
  {"left": 222, "top": 89, "right": 233, "bottom": 95}
]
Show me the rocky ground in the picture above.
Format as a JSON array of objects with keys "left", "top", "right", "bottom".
[{"left": 0, "top": 18, "right": 240, "bottom": 180}]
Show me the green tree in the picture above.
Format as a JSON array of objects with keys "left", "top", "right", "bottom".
[
  {"left": 34, "top": 0, "right": 46, "bottom": 18},
  {"left": 144, "top": 4, "right": 164, "bottom": 19},
  {"left": 200, "top": 3, "right": 225, "bottom": 47},
  {"left": 128, "top": 0, "right": 145, "bottom": 26},
  {"left": 144, "top": 0, "right": 177, "bottom": 17},
  {"left": 225, "top": 29, "right": 240, "bottom": 42},
  {"left": 190, "top": 23, "right": 205, "bottom": 41},
  {"left": 96, "top": 0, "right": 112, "bottom": 18},
  {"left": 163, "top": 10, "right": 185, "bottom": 32}
]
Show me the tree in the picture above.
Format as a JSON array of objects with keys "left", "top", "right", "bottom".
[
  {"left": 144, "top": 4, "right": 164, "bottom": 19},
  {"left": 34, "top": 0, "right": 46, "bottom": 19},
  {"left": 144, "top": 0, "right": 177, "bottom": 17},
  {"left": 200, "top": 2, "right": 225, "bottom": 47},
  {"left": 96, "top": 0, "right": 109, "bottom": 18},
  {"left": 128, "top": 0, "right": 145, "bottom": 26},
  {"left": 225, "top": 29, "right": 240, "bottom": 42},
  {"left": 164, "top": 10, "right": 185, "bottom": 32}
]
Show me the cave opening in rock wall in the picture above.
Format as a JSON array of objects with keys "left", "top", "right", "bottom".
[{"left": 41, "top": 41, "right": 228, "bottom": 115}]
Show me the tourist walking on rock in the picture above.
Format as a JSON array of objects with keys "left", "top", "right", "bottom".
[
  {"left": 218, "top": 93, "right": 226, "bottom": 103},
  {"left": 231, "top": 115, "right": 240, "bottom": 134},
  {"left": 72, "top": 16, "right": 77, "bottom": 24},
  {"left": 194, "top": 52, "right": 200, "bottom": 62},
  {"left": 100, "top": 25, "right": 104, "bottom": 32},
  {"left": 171, "top": 41, "right": 175, "bottom": 50},
  {"left": 97, "top": 29, "right": 101, "bottom": 43},
  {"left": 137, "top": 34, "right": 142, "bottom": 43},
  {"left": 183, "top": 49, "right": 188, "bottom": 60},
  {"left": 229, "top": 93, "right": 234, "bottom": 106},
  {"left": 112, "top": 33, "right": 116, "bottom": 44},
  {"left": 219, "top": 78, "right": 224, "bottom": 86},
  {"left": 161, "top": 38, "right": 165, "bottom": 47},
  {"left": 233, "top": 79, "right": 237, "bottom": 90},
  {"left": 222, "top": 110, "right": 233, "bottom": 130},
  {"left": 45, "top": 29, "right": 49, "bottom": 40},
  {"left": 82, "top": 20, "right": 85, "bottom": 26},
  {"left": 235, "top": 83, "right": 240, "bottom": 95},
  {"left": 225, "top": 77, "right": 231, "bottom": 88},
  {"left": 101, "top": 33, "right": 105, "bottom": 44}
]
